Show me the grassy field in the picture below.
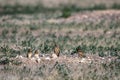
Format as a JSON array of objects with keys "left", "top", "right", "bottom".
[{"left": 0, "top": 0, "right": 120, "bottom": 80}]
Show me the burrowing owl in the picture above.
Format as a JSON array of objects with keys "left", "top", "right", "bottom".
[
  {"left": 77, "top": 48, "right": 86, "bottom": 58},
  {"left": 27, "top": 49, "right": 32, "bottom": 58},
  {"left": 54, "top": 44, "right": 60, "bottom": 57},
  {"left": 34, "top": 50, "right": 39, "bottom": 59}
]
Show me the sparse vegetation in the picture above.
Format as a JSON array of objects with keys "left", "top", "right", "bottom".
[{"left": 0, "top": 0, "right": 120, "bottom": 80}]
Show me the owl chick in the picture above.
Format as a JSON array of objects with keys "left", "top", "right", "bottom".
[
  {"left": 34, "top": 50, "right": 39, "bottom": 59},
  {"left": 27, "top": 49, "right": 32, "bottom": 58}
]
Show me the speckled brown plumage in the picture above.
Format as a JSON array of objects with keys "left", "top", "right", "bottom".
[
  {"left": 77, "top": 48, "right": 86, "bottom": 58},
  {"left": 34, "top": 50, "right": 39, "bottom": 58},
  {"left": 54, "top": 44, "right": 60, "bottom": 57},
  {"left": 27, "top": 49, "right": 32, "bottom": 58}
]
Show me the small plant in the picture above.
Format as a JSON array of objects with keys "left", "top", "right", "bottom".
[
  {"left": 39, "top": 40, "right": 53, "bottom": 54},
  {"left": 60, "top": 5, "right": 79, "bottom": 18},
  {"left": 1, "top": 29, "right": 9, "bottom": 38},
  {"left": 0, "top": 44, "right": 19, "bottom": 57},
  {"left": 61, "top": 9, "right": 71, "bottom": 18},
  {"left": 29, "top": 25, "right": 39, "bottom": 30},
  {"left": 12, "top": 60, "right": 22, "bottom": 65},
  {"left": 92, "top": 4, "right": 107, "bottom": 10},
  {"left": 112, "top": 3, "right": 120, "bottom": 9},
  {"left": 0, "top": 57, "right": 11, "bottom": 65},
  {"left": 56, "top": 63, "right": 71, "bottom": 80}
]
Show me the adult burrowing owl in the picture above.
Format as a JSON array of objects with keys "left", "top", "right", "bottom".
[
  {"left": 77, "top": 48, "right": 86, "bottom": 58},
  {"left": 54, "top": 44, "right": 60, "bottom": 57},
  {"left": 27, "top": 49, "right": 32, "bottom": 58}
]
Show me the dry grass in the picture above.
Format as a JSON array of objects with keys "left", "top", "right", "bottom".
[
  {"left": 0, "top": 54, "right": 119, "bottom": 80},
  {"left": 0, "top": 1, "right": 120, "bottom": 79}
]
